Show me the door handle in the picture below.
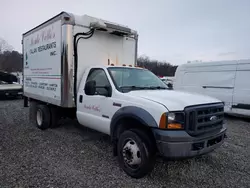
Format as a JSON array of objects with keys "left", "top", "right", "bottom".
[{"left": 79, "top": 95, "right": 83, "bottom": 103}]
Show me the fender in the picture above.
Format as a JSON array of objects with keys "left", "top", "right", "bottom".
[{"left": 110, "top": 106, "right": 158, "bottom": 139}]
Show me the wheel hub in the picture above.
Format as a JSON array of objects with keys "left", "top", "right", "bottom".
[
  {"left": 122, "top": 139, "right": 141, "bottom": 166},
  {"left": 36, "top": 109, "right": 43, "bottom": 126}
]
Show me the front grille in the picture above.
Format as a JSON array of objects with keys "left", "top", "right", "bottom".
[{"left": 185, "top": 103, "right": 224, "bottom": 136}]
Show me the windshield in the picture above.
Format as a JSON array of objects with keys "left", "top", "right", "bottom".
[{"left": 108, "top": 67, "right": 168, "bottom": 92}]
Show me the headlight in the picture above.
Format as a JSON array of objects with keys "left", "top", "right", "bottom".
[
  {"left": 159, "top": 112, "right": 185, "bottom": 130},
  {"left": 168, "top": 113, "right": 175, "bottom": 121}
]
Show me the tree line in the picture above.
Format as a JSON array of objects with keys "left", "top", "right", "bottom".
[
  {"left": 0, "top": 38, "right": 23, "bottom": 73},
  {"left": 0, "top": 38, "right": 177, "bottom": 76},
  {"left": 137, "top": 56, "right": 177, "bottom": 77}
]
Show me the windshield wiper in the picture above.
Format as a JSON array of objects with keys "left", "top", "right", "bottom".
[
  {"left": 148, "top": 86, "right": 168, "bottom": 90},
  {"left": 120, "top": 85, "right": 167, "bottom": 91},
  {"left": 120, "top": 86, "right": 148, "bottom": 90}
]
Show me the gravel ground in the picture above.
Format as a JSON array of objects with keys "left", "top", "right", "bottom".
[{"left": 0, "top": 99, "right": 249, "bottom": 188}]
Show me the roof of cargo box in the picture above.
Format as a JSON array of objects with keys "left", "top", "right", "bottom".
[{"left": 23, "top": 11, "right": 137, "bottom": 37}]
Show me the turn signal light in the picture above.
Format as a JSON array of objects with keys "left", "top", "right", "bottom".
[
  {"left": 159, "top": 113, "right": 167, "bottom": 129},
  {"left": 159, "top": 113, "right": 184, "bottom": 129},
  {"left": 167, "top": 123, "right": 183, "bottom": 129}
]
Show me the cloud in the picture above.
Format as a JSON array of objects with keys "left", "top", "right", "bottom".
[
  {"left": 173, "top": 54, "right": 185, "bottom": 58},
  {"left": 1, "top": 0, "right": 250, "bottom": 65},
  {"left": 217, "top": 52, "right": 237, "bottom": 57}
]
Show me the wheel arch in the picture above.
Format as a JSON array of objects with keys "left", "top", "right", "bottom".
[{"left": 110, "top": 106, "right": 158, "bottom": 142}]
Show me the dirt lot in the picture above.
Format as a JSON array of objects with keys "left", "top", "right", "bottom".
[{"left": 0, "top": 99, "right": 249, "bottom": 188}]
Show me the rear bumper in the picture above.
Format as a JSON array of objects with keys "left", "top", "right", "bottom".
[{"left": 152, "top": 125, "right": 227, "bottom": 158}]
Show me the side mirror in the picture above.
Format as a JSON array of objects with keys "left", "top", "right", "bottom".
[
  {"left": 167, "top": 83, "right": 173, "bottom": 89},
  {"left": 104, "top": 85, "right": 112, "bottom": 97},
  {"left": 85, "top": 80, "right": 96, "bottom": 95}
]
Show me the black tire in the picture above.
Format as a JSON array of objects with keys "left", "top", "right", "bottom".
[
  {"left": 35, "top": 104, "right": 51, "bottom": 130},
  {"left": 50, "top": 106, "right": 60, "bottom": 128},
  {"left": 117, "top": 129, "right": 156, "bottom": 178}
]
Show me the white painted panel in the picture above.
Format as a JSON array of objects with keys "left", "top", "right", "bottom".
[
  {"left": 23, "top": 20, "right": 62, "bottom": 103},
  {"left": 73, "top": 26, "right": 136, "bottom": 90},
  {"left": 233, "top": 61, "right": 250, "bottom": 106}
]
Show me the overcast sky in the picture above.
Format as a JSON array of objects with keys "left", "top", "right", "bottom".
[{"left": 1, "top": 0, "right": 250, "bottom": 65}]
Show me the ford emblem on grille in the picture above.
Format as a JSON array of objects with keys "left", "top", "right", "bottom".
[{"left": 210, "top": 116, "right": 218, "bottom": 121}]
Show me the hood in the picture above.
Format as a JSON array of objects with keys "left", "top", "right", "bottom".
[{"left": 127, "top": 90, "right": 221, "bottom": 111}]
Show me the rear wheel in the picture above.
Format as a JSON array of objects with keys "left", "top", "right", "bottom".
[
  {"left": 117, "top": 129, "right": 156, "bottom": 178},
  {"left": 36, "top": 105, "right": 51, "bottom": 130}
]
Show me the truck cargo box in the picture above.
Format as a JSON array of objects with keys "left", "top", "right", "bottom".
[{"left": 22, "top": 12, "right": 138, "bottom": 108}]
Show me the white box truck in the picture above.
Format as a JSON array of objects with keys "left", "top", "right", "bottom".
[
  {"left": 174, "top": 59, "right": 250, "bottom": 117},
  {"left": 22, "top": 12, "right": 227, "bottom": 178}
]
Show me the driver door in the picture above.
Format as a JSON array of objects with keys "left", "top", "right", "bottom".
[{"left": 77, "top": 68, "right": 113, "bottom": 135}]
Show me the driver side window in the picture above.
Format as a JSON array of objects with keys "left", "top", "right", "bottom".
[{"left": 85, "top": 68, "right": 111, "bottom": 96}]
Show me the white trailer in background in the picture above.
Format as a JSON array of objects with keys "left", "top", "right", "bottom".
[{"left": 174, "top": 59, "right": 250, "bottom": 117}]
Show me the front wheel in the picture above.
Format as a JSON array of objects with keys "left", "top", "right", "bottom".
[{"left": 117, "top": 129, "right": 156, "bottom": 178}]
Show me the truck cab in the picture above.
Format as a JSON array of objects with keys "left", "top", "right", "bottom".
[{"left": 76, "top": 65, "right": 227, "bottom": 178}]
